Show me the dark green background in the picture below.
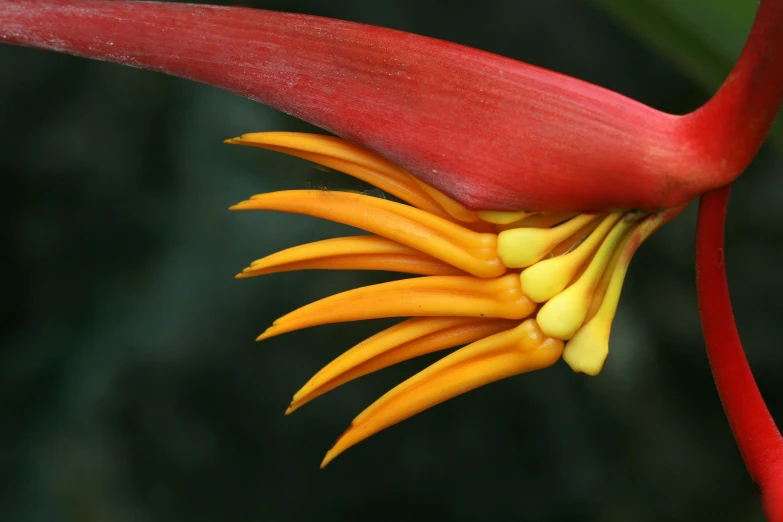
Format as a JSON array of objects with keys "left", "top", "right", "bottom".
[{"left": 1, "top": 1, "right": 781, "bottom": 521}]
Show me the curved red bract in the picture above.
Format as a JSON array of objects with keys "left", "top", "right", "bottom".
[{"left": 1, "top": 0, "right": 774, "bottom": 212}]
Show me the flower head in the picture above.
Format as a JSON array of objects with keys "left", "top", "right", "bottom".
[{"left": 226, "top": 131, "right": 685, "bottom": 465}]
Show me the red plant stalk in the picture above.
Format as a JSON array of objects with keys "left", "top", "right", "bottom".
[
  {"left": 696, "top": 187, "right": 783, "bottom": 521},
  {"left": 693, "top": 4, "right": 783, "bottom": 518}
]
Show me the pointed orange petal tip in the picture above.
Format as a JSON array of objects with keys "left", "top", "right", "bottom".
[
  {"left": 7, "top": 0, "right": 781, "bottom": 211},
  {"left": 230, "top": 190, "right": 504, "bottom": 277},
  {"left": 256, "top": 274, "right": 535, "bottom": 340},
  {"left": 286, "top": 317, "right": 518, "bottom": 414},
  {"left": 320, "top": 319, "right": 563, "bottom": 466},
  {"left": 226, "top": 132, "right": 485, "bottom": 225},
  {"left": 237, "top": 235, "right": 466, "bottom": 278}
]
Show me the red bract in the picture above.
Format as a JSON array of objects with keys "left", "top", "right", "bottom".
[{"left": 0, "top": 0, "right": 780, "bottom": 211}]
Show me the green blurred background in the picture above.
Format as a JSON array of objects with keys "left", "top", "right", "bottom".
[{"left": 1, "top": 1, "right": 781, "bottom": 521}]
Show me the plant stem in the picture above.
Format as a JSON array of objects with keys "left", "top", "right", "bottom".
[{"left": 696, "top": 185, "right": 783, "bottom": 521}]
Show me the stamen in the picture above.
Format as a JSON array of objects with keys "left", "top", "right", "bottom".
[
  {"left": 237, "top": 235, "right": 467, "bottom": 278},
  {"left": 256, "top": 274, "right": 535, "bottom": 340},
  {"left": 408, "top": 176, "right": 485, "bottom": 225},
  {"left": 320, "top": 319, "right": 563, "bottom": 467},
  {"left": 231, "top": 190, "right": 505, "bottom": 278},
  {"left": 535, "top": 212, "right": 644, "bottom": 339},
  {"left": 496, "top": 213, "right": 599, "bottom": 268},
  {"left": 563, "top": 213, "right": 664, "bottom": 375},
  {"left": 519, "top": 212, "right": 623, "bottom": 302},
  {"left": 286, "top": 316, "right": 518, "bottom": 414}
]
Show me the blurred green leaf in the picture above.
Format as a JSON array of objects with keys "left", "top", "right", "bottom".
[{"left": 589, "top": 0, "right": 783, "bottom": 147}]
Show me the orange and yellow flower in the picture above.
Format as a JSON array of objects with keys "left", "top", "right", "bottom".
[{"left": 226, "top": 131, "right": 684, "bottom": 465}]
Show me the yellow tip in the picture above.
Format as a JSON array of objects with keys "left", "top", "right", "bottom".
[
  {"left": 519, "top": 213, "right": 622, "bottom": 303},
  {"left": 561, "top": 211, "right": 666, "bottom": 375},
  {"left": 497, "top": 214, "right": 596, "bottom": 268},
  {"left": 536, "top": 215, "right": 636, "bottom": 339},
  {"left": 536, "top": 288, "right": 591, "bottom": 340},
  {"left": 284, "top": 405, "right": 295, "bottom": 416},
  {"left": 562, "top": 321, "right": 610, "bottom": 375}
]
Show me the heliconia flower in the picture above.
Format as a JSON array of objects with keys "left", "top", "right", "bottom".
[
  {"left": 226, "top": 131, "right": 685, "bottom": 466},
  {"left": 2, "top": 0, "right": 782, "bottom": 516}
]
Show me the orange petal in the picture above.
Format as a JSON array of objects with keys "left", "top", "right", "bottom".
[
  {"left": 257, "top": 274, "right": 535, "bottom": 340},
  {"left": 286, "top": 316, "right": 518, "bottom": 413},
  {"left": 237, "top": 235, "right": 466, "bottom": 278},
  {"left": 227, "top": 132, "right": 459, "bottom": 221},
  {"left": 231, "top": 190, "right": 505, "bottom": 278},
  {"left": 321, "top": 319, "right": 563, "bottom": 467},
  {"left": 407, "top": 176, "right": 484, "bottom": 225}
]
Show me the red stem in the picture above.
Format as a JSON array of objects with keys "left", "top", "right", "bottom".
[
  {"left": 696, "top": 185, "right": 783, "bottom": 521},
  {"left": 683, "top": 0, "right": 783, "bottom": 184}
]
